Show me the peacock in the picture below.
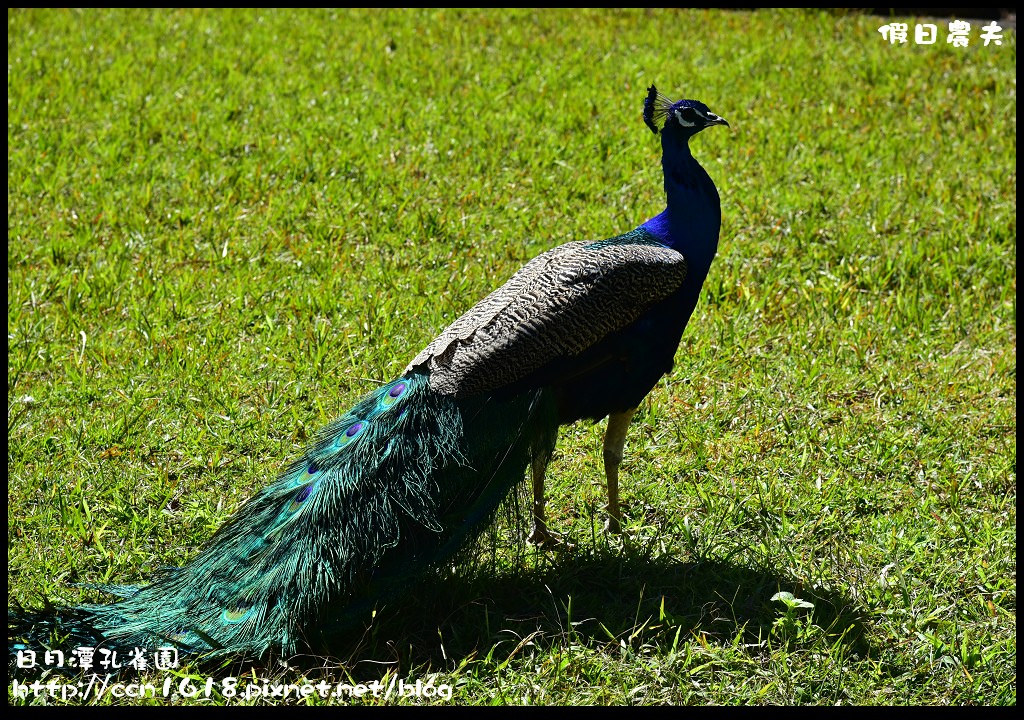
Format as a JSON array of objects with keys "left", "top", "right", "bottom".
[{"left": 9, "top": 85, "right": 728, "bottom": 660}]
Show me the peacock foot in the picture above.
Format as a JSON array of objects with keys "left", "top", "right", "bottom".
[
  {"left": 604, "top": 513, "right": 622, "bottom": 535},
  {"left": 528, "top": 524, "right": 563, "bottom": 548}
]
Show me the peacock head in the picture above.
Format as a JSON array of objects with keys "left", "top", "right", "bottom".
[{"left": 643, "top": 85, "right": 728, "bottom": 138}]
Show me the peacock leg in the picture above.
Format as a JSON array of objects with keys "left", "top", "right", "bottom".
[
  {"left": 527, "top": 451, "right": 556, "bottom": 545},
  {"left": 603, "top": 408, "right": 637, "bottom": 534}
]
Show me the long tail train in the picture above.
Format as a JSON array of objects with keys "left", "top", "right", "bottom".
[{"left": 9, "top": 372, "right": 558, "bottom": 659}]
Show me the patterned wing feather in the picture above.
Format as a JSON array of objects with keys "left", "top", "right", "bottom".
[{"left": 407, "top": 236, "right": 688, "bottom": 396}]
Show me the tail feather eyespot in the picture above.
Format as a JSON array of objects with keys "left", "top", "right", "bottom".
[
  {"left": 334, "top": 420, "right": 366, "bottom": 448},
  {"left": 378, "top": 381, "right": 408, "bottom": 410},
  {"left": 283, "top": 481, "right": 317, "bottom": 515},
  {"left": 222, "top": 605, "right": 254, "bottom": 624}
]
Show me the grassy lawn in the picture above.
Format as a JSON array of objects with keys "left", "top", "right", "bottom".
[{"left": 7, "top": 8, "right": 1015, "bottom": 705}]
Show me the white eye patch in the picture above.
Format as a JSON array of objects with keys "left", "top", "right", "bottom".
[{"left": 673, "top": 109, "right": 696, "bottom": 127}]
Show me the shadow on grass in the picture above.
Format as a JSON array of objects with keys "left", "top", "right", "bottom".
[{"left": 278, "top": 542, "right": 880, "bottom": 680}]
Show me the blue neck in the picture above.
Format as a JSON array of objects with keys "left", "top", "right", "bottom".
[{"left": 640, "top": 132, "right": 721, "bottom": 273}]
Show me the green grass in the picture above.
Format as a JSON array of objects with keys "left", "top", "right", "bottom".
[{"left": 7, "top": 7, "right": 1015, "bottom": 705}]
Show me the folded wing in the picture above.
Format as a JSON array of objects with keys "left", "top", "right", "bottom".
[{"left": 408, "top": 235, "right": 689, "bottom": 396}]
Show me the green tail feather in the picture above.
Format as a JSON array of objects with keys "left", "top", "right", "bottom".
[{"left": 9, "top": 372, "right": 558, "bottom": 659}]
